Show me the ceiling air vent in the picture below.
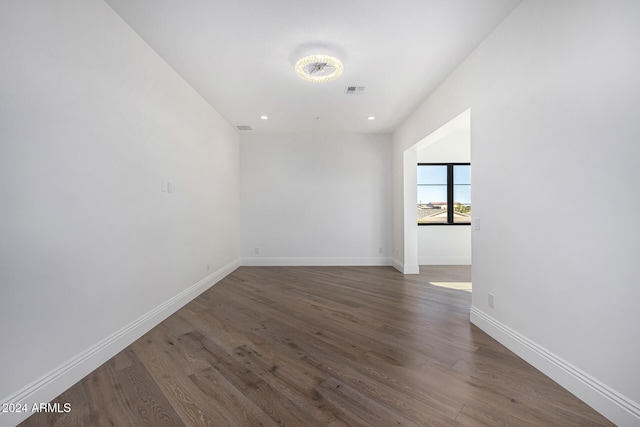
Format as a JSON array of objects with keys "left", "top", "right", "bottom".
[
  {"left": 236, "top": 125, "right": 253, "bottom": 131},
  {"left": 345, "top": 86, "right": 365, "bottom": 94}
]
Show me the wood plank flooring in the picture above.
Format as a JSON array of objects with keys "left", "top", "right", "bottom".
[{"left": 20, "top": 266, "right": 614, "bottom": 426}]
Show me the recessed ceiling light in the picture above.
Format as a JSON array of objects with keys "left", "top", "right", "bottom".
[
  {"left": 295, "top": 54, "right": 343, "bottom": 83},
  {"left": 367, "top": 116, "right": 376, "bottom": 121},
  {"left": 260, "top": 115, "right": 268, "bottom": 120}
]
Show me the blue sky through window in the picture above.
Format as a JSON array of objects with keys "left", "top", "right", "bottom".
[
  {"left": 417, "top": 165, "right": 470, "bottom": 204},
  {"left": 454, "top": 165, "right": 471, "bottom": 204}
]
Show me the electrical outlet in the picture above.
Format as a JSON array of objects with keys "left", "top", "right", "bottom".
[
  {"left": 488, "top": 293, "right": 494, "bottom": 308},
  {"left": 206, "top": 263, "right": 210, "bottom": 272},
  {"left": 254, "top": 247, "right": 260, "bottom": 255},
  {"left": 378, "top": 247, "right": 383, "bottom": 254}
]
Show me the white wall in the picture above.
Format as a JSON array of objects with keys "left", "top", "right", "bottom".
[
  {"left": 0, "top": 2, "right": 239, "bottom": 425},
  {"left": 416, "top": 128, "right": 470, "bottom": 163},
  {"left": 417, "top": 128, "right": 472, "bottom": 265},
  {"left": 418, "top": 226, "right": 471, "bottom": 265},
  {"left": 240, "top": 133, "right": 392, "bottom": 266},
  {"left": 393, "top": 1, "right": 640, "bottom": 425}
]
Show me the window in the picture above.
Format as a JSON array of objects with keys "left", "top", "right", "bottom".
[{"left": 417, "top": 163, "right": 471, "bottom": 225}]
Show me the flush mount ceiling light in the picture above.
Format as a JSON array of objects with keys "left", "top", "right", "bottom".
[{"left": 295, "top": 54, "right": 343, "bottom": 83}]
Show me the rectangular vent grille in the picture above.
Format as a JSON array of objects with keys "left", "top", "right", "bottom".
[
  {"left": 236, "top": 125, "right": 253, "bottom": 131},
  {"left": 345, "top": 86, "right": 365, "bottom": 94}
]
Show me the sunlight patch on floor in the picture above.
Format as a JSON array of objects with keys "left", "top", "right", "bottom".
[{"left": 429, "top": 282, "right": 472, "bottom": 292}]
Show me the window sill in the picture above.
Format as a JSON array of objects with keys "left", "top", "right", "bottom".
[{"left": 417, "top": 223, "right": 471, "bottom": 226}]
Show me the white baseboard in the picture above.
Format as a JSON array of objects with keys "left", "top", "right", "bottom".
[
  {"left": 0, "top": 259, "right": 239, "bottom": 427},
  {"left": 241, "top": 256, "right": 392, "bottom": 267},
  {"left": 391, "top": 257, "right": 419, "bottom": 274},
  {"left": 418, "top": 255, "right": 471, "bottom": 265},
  {"left": 403, "top": 264, "right": 420, "bottom": 274},
  {"left": 470, "top": 306, "right": 640, "bottom": 427}
]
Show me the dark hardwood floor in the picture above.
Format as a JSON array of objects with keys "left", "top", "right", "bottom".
[{"left": 20, "top": 266, "right": 613, "bottom": 426}]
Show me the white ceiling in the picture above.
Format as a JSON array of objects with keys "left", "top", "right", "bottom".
[{"left": 104, "top": 0, "right": 520, "bottom": 134}]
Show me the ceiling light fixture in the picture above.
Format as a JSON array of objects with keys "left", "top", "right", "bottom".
[
  {"left": 367, "top": 116, "right": 376, "bottom": 120},
  {"left": 295, "top": 54, "right": 343, "bottom": 83},
  {"left": 260, "top": 115, "right": 268, "bottom": 120}
]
